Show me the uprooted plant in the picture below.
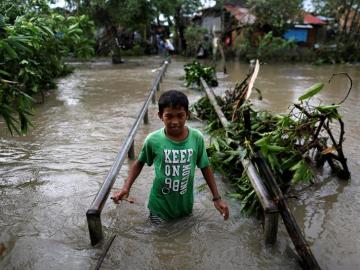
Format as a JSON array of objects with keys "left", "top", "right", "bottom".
[
  {"left": 192, "top": 71, "right": 351, "bottom": 215},
  {"left": 184, "top": 61, "right": 218, "bottom": 88}
]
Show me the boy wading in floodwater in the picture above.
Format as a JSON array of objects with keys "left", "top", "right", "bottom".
[{"left": 112, "top": 90, "right": 229, "bottom": 223}]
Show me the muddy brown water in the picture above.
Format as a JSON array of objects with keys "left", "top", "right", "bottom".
[{"left": 0, "top": 56, "right": 359, "bottom": 269}]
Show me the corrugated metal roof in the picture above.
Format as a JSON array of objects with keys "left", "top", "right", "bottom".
[
  {"left": 304, "top": 13, "right": 326, "bottom": 25},
  {"left": 224, "top": 4, "right": 255, "bottom": 25}
]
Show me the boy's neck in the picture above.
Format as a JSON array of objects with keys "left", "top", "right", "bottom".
[{"left": 164, "top": 126, "right": 189, "bottom": 141}]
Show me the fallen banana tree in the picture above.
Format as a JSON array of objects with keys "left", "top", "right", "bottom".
[
  {"left": 192, "top": 69, "right": 351, "bottom": 216},
  {"left": 191, "top": 63, "right": 351, "bottom": 269}
]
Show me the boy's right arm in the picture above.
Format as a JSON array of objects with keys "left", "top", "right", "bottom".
[{"left": 112, "top": 159, "right": 145, "bottom": 204}]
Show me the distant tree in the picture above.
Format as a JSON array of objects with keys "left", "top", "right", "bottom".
[
  {"left": 312, "top": 0, "right": 360, "bottom": 61},
  {"left": 62, "top": 0, "right": 204, "bottom": 54},
  {"left": 246, "top": 0, "right": 303, "bottom": 36},
  {"left": 184, "top": 25, "right": 208, "bottom": 56},
  {"left": 152, "top": 0, "right": 202, "bottom": 53},
  {"left": 1, "top": 0, "right": 52, "bottom": 22},
  {"left": 62, "top": 0, "right": 155, "bottom": 56},
  {"left": 0, "top": 1, "right": 94, "bottom": 135},
  {"left": 313, "top": 0, "right": 360, "bottom": 39}
]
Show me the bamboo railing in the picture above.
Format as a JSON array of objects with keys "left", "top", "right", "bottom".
[
  {"left": 200, "top": 77, "right": 279, "bottom": 244},
  {"left": 86, "top": 61, "right": 169, "bottom": 246}
]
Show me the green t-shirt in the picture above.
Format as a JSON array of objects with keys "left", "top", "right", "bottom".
[{"left": 138, "top": 126, "right": 209, "bottom": 221}]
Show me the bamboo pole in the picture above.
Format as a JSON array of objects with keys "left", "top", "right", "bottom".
[
  {"left": 200, "top": 75, "right": 321, "bottom": 268},
  {"left": 152, "top": 91, "right": 156, "bottom": 104},
  {"left": 254, "top": 153, "right": 321, "bottom": 269},
  {"left": 144, "top": 109, "right": 149, "bottom": 124},
  {"left": 128, "top": 141, "right": 135, "bottom": 159},
  {"left": 200, "top": 78, "right": 279, "bottom": 244}
]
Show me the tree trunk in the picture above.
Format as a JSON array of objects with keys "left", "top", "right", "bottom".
[
  {"left": 218, "top": 40, "right": 227, "bottom": 74},
  {"left": 111, "top": 26, "right": 124, "bottom": 64},
  {"left": 167, "top": 17, "right": 173, "bottom": 27},
  {"left": 174, "top": 7, "right": 186, "bottom": 53},
  {"left": 341, "top": 0, "right": 354, "bottom": 35},
  {"left": 349, "top": 5, "right": 360, "bottom": 38}
]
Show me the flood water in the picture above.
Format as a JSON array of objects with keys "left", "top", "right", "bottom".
[{"left": 0, "top": 56, "right": 359, "bottom": 270}]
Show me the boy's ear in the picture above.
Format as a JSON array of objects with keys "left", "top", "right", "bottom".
[{"left": 158, "top": 112, "right": 162, "bottom": 119}]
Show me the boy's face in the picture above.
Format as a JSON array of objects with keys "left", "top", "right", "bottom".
[{"left": 158, "top": 106, "right": 189, "bottom": 137}]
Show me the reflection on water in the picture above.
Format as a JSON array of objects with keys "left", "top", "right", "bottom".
[{"left": 0, "top": 57, "right": 359, "bottom": 269}]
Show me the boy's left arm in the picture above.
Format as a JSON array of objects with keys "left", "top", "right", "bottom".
[{"left": 201, "top": 166, "right": 229, "bottom": 220}]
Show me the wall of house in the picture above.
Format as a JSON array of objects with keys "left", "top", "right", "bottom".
[
  {"left": 283, "top": 28, "right": 308, "bottom": 43},
  {"left": 202, "top": 16, "right": 222, "bottom": 33}
]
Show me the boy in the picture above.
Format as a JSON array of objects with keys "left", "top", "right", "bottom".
[{"left": 112, "top": 90, "right": 229, "bottom": 223}]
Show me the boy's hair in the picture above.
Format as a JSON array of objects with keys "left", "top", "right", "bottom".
[{"left": 158, "top": 90, "right": 189, "bottom": 115}]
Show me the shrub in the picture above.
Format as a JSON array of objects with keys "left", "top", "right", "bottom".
[
  {"left": 184, "top": 25, "right": 208, "bottom": 57},
  {"left": 0, "top": 4, "right": 95, "bottom": 135}
]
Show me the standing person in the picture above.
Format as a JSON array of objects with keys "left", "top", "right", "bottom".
[
  {"left": 156, "top": 35, "right": 166, "bottom": 56},
  {"left": 165, "top": 38, "right": 175, "bottom": 56},
  {"left": 112, "top": 90, "right": 229, "bottom": 223}
]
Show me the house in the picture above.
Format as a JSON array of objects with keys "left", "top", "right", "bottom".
[
  {"left": 193, "top": 1, "right": 255, "bottom": 48},
  {"left": 283, "top": 13, "right": 326, "bottom": 47}
]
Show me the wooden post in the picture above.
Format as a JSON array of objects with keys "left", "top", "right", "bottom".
[
  {"left": 86, "top": 209, "right": 103, "bottom": 246},
  {"left": 128, "top": 141, "right": 135, "bottom": 159},
  {"left": 144, "top": 109, "right": 149, "bottom": 124},
  {"left": 152, "top": 91, "right": 156, "bottom": 104},
  {"left": 264, "top": 213, "right": 279, "bottom": 245},
  {"left": 255, "top": 152, "right": 321, "bottom": 269}
]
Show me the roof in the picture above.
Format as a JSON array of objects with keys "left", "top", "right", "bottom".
[
  {"left": 224, "top": 4, "right": 256, "bottom": 25},
  {"left": 303, "top": 13, "right": 326, "bottom": 25}
]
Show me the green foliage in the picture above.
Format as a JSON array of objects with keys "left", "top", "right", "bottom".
[
  {"left": 246, "top": 0, "right": 302, "bottom": 36},
  {"left": 315, "top": 42, "right": 360, "bottom": 64},
  {"left": 121, "top": 44, "right": 145, "bottom": 56},
  {"left": 152, "top": 0, "right": 202, "bottom": 52},
  {"left": 64, "top": 0, "right": 203, "bottom": 54},
  {"left": 96, "top": 0, "right": 154, "bottom": 30},
  {"left": 184, "top": 61, "right": 218, "bottom": 88},
  {"left": 235, "top": 30, "right": 297, "bottom": 62},
  {"left": 257, "top": 32, "right": 297, "bottom": 61},
  {"left": 228, "top": 173, "right": 260, "bottom": 216},
  {"left": 290, "top": 160, "right": 314, "bottom": 184},
  {"left": 0, "top": 2, "right": 95, "bottom": 135},
  {"left": 298, "top": 83, "right": 324, "bottom": 101},
  {"left": 184, "top": 25, "right": 208, "bottom": 57},
  {"left": 311, "top": 0, "right": 360, "bottom": 63}
]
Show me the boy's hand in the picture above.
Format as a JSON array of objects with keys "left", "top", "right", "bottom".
[
  {"left": 214, "top": 200, "right": 229, "bottom": 220},
  {"left": 111, "top": 188, "right": 130, "bottom": 204}
]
